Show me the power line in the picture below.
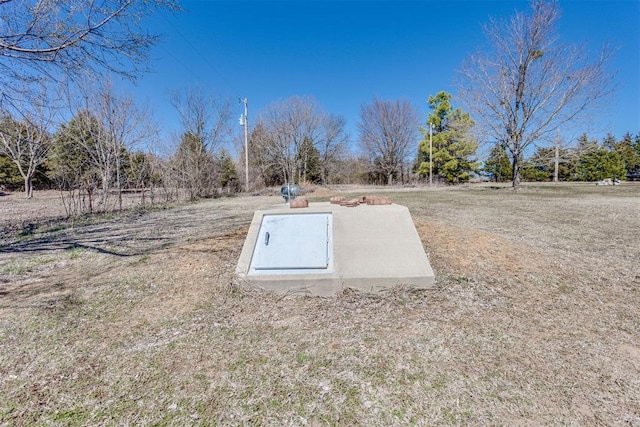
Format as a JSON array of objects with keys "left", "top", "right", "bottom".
[
  {"left": 156, "top": 43, "right": 203, "bottom": 84},
  {"left": 158, "top": 8, "right": 237, "bottom": 94}
]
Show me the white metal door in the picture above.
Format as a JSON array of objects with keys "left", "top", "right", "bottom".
[{"left": 251, "top": 213, "right": 331, "bottom": 270}]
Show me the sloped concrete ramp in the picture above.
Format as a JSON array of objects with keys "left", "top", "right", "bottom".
[{"left": 235, "top": 202, "right": 435, "bottom": 296}]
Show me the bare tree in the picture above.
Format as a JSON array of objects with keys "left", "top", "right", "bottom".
[
  {"left": 170, "top": 87, "right": 232, "bottom": 155},
  {"left": 459, "top": 0, "right": 614, "bottom": 189},
  {"left": 317, "top": 114, "right": 349, "bottom": 185},
  {"left": 94, "top": 82, "right": 156, "bottom": 209},
  {"left": 53, "top": 80, "right": 155, "bottom": 211},
  {"left": 0, "top": 0, "right": 176, "bottom": 201},
  {"left": 253, "top": 96, "right": 348, "bottom": 186},
  {"left": 0, "top": 98, "right": 54, "bottom": 198},
  {"left": 357, "top": 98, "right": 419, "bottom": 186},
  {"left": 50, "top": 109, "right": 101, "bottom": 214},
  {"left": 256, "top": 96, "right": 322, "bottom": 185},
  {"left": 72, "top": 109, "right": 113, "bottom": 208},
  {"left": 0, "top": 0, "right": 179, "bottom": 102},
  {"left": 243, "top": 122, "right": 279, "bottom": 188},
  {"left": 169, "top": 86, "right": 233, "bottom": 199}
]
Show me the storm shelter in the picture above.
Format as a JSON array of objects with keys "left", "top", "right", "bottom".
[{"left": 235, "top": 202, "right": 435, "bottom": 296}]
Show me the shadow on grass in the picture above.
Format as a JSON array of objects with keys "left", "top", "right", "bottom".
[
  {"left": 0, "top": 203, "right": 255, "bottom": 309},
  {"left": 0, "top": 207, "right": 251, "bottom": 258},
  {"left": 0, "top": 233, "right": 170, "bottom": 257}
]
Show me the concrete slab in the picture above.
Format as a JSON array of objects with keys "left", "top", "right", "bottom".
[{"left": 235, "top": 202, "right": 435, "bottom": 296}]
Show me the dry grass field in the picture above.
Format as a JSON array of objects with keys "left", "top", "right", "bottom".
[{"left": 1, "top": 183, "right": 639, "bottom": 426}]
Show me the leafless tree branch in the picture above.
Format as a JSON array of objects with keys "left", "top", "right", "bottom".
[
  {"left": 458, "top": 0, "right": 614, "bottom": 188},
  {"left": 357, "top": 97, "right": 419, "bottom": 185}
]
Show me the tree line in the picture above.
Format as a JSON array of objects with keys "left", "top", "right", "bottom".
[
  {"left": 1, "top": 0, "right": 635, "bottom": 212},
  {"left": 484, "top": 133, "right": 640, "bottom": 183},
  {"left": 0, "top": 87, "right": 487, "bottom": 201},
  {"left": 0, "top": 82, "right": 244, "bottom": 214},
  {"left": 3, "top": 83, "right": 636, "bottom": 207}
]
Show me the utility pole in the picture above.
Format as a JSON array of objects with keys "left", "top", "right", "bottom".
[
  {"left": 240, "top": 98, "right": 249, "bottom": 192},
  {"left": 429, "top": 122, "right": 434, "bottom": 187},
  {"left": 554, "top": 128, "right": 560, "bottom": 183}
]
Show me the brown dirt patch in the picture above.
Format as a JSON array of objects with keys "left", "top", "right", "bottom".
[
  {"left": 122, "top": 228, "right": 248, "bottom": 326},
  {"left": 415, "top": 219, "right": 549, "bottom": 280}
]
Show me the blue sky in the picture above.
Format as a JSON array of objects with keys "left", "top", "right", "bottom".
[{"left": 126, "top": 0, "right": 640, "bottom": 156}]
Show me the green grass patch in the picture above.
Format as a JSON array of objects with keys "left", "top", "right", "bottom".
[
  {"left": 1, "top": 256, "right": 55, "bottom": 275},
  {"left": 67, "top": 247, "right": 84, "bottom": 260}
]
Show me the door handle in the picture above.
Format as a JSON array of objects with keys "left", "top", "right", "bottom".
[{"left": 265, "top": 232, "right": 270, "bottom": 246}]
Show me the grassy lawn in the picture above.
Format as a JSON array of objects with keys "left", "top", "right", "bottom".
[{"left": 1, "top": 183, "right": 639, "bottom": 425}]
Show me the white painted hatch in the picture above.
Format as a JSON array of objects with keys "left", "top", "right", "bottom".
[{"left": 250, "top": 213, "right": 332, "bottom": 271}]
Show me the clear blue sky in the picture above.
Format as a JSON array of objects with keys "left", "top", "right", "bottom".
[{"left": 126, "top": 0, "right": 640, "bottom": 155}]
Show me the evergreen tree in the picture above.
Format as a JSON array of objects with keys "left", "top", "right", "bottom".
[
  {"left": 602, "top": 133, "right": 617, "bottom": 150},
  {"left": 575, "top": 133, "right": 599, "bottom": 155},
  {"left": 577, "top": 148, "right": 626, "bottom": 181},
  {"left": 520, "top": 146, "right": 576, "bottom": 182},
  {"left": 124, "top": 151, "right": 157, "bottom": 189},
  {"left": 520, "top": 158, "right": 550, "bottom": 181},
  {"left": 417, "top": 92, "right": 479, "bottom": 184},
  {"left": 296, "top": 137, "right": 322, "bottom": 184},
  {"left": 633, "top": 133, "right": 640, "bottom": 179},
  {"left": 613, "top": 133, "right": 640, "bottom": 178},
  {"left": 0, "top": 154, "right": 22, "bottom": 189},
  {"left": 171, "top": 132, "right": 217, "bottom": 199},
  {"left": 483, "top": 142, "right": 512, "bottom": 182},
  {"left": 247, "top": 122, "right": 282, "bottom": 187},
  {"left": 218, "top": 149, "right": 239, "bottom": 192},
  {"left": 49, "top": 111, "right": 101, "bottom": 192}
]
